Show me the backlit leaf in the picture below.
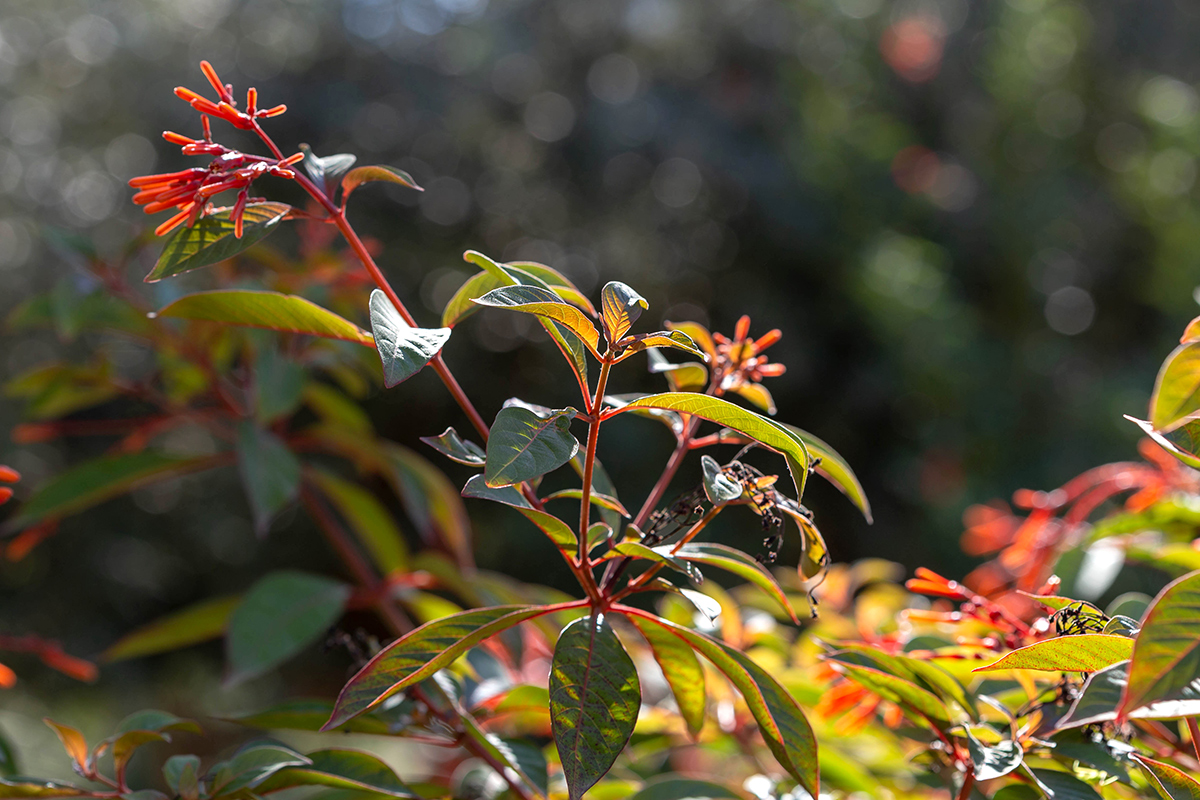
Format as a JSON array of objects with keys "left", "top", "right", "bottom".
[
  {"left": 835, "top": 662, "right": 954, "bottom": 730},
  {"left": 1151, "top": 341, "right": 1200, "bottom": 432},
  {"left": 733, "top": 382, "right": 776, "bottom": 415},
  {"left": 341, "top": 165, "right": 422, "bottom": 200},
  {"left": 777, "top": 423, "right": 872, "bottom": 522},
  {"left": 254, "top": 749, "right": 416, "bottom": 797},
  {"left": 665, "top": 321, "right": 716, "bottom": 361},
  {"left": 506, "top": 261, "right": 597, "bottom": 315},
  {"left": 462, "top": 475, "right": 577, "bottom": 551},
  {"left": 484, "top": 405, "right": 579, "bottom": 488},
  {"left": 369, "top": 290, "right": 450, "bottom": 388},
  {"left": 43, "top": 720, "right": 87, "bottom": 771},
  {"left": 632, "top": 614, "right": 707, "bottom": 737},
  {"left": 1118, "top": 569, "right": 1200, "bottom": 720},
  {"left": 1135, "top": 754, "right": 1200, "bottom": 800},
  {"left": 624, "top": 611, "right": 817, "bottom": 796},
  {"left": 298, "top": 146, "right": 356, "bottom": 196},
  {"left": 226, "top": 571, "right": 350, "bottom": 685},
  {"left": 5, "top": 452, "right": 207, "bottom": 532},
  {"left": 1127, "top": 416, "right": 1200, "bottom": 469},
  {"left": 973, "top": 634, "right": 1133, "bottom": 673},
  {"left": 420, "top": 426, "right": 486, "bottom": 466},
  {"left": 824, "top": 644, "right": 977, "bottom": 719},
  {"left": 600, "top": 281, "right": 647, "bottom": 344},
  {"left": 550, "top": 615, "right": 641, "bottom": 800},
  {"left": 237, "top": 422, "right": 300, "bottom": 535},
  {"left": 615, "top": 393, "right": 811, "bottom": 498},
  {"left": 605, "top": 541, "right": 702, "bottom": 583},
  {"left": 459, "top": 716, "right": 548, "bottom": 797},
  {"left": 386, "top": 445, "right": 472, "bottom": 565},
  {"left": 152, "top": 290, "right": 373, "bottom": 344},
  {"left": 673, "top": 542, "right": 796, "bottom": 622},
  {"left": 474, "top": 285, "right": 601, "bottom": 355},
  {"left": 309, "top": 469, "right": 409, "bottom": 574},
  {"left": 543, "top": 487, "right": 630, "bottom": 517},
  {"left": 102, "top": 595, "right": 240, "bottom": 662},
  {"left": 146, "top": 202, "right": 291, "bottom": 282},
  {"left": 618, "top": 330, "right": 705, "bottom": 361},
  {"left": 324, "top": 604, "right": 569, "bottom": 729}
]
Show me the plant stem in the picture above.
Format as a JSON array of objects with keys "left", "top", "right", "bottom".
[
  {"left": 579, "top": 358, "right": 612, "bottom": 565},
  {"left": 1189, "top": 717, "right": 1200, "bottom": 763},
  {"left": 955, "top": 765, "right": 975, "bottom": 800},
  {"left": 610, "top": 506, "right": 721, "bottom": 603}
]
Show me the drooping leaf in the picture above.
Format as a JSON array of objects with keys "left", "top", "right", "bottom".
[
  {"left": 254, "top": 749, "right": 416, "bottom": 797},
  {"left": 459, "top": 715, "right": 548, "bottom": 797},
  {"left": 4, "top": 452, "right": 208, "bottom": 532},
  {"left": 462, "top": 473, "right": 530, "bottom": 508},
  {"left": 624, "top": 611, "right": 817, "bottom": 796},
  {"left": 776, "top": 423, "right": 871, "bottom": 522},
  {"left": 629, "top": 778, "right": 743, "bottom": 800},
  {"left": 102, "top": 595, "right": 239, "bottom": 662},
  {"left": 341, "top": 165, "right": 423, "bottom": 201},
  {"left": 973, "top": 634, "right": 1133, "bottom": 674},
  {"left": 700, "top": 455, "right": 743, "bottom": 505},
  {"left": 550, "top": 615, "right": 641, "bottom": 800},
  {"left": 420, "top": 427, "right": 486, "bottom": 466},
  {"left": 236, "top": 422, "right": 301, "bottom": 535},
  {"left": 672, "top": 543, "right": 797, "bottom": 623},
  {"left": 599, "top": 281, "right": 648, "bottom": 344},
  {"left": 1151, "top": 341, "right": 1200, "bottom": 432},
  {"left": 151, "top": 290, "right": 373, "bottom": 345},
  {"left": 1118, "top": 569, "right": 1200, "bottom": 722},
  {"left": 324, "top": 604, "right": 571, "bottom": 729},
  {"left": 615, "top": 393, "right": 811, "bottom": 498},
  {"left": 1127, "top": 416, "right": 1200, "bottom": 470},
  {"left": 225, "top": 571, "right": 350, "bottom": 685},
  {"left": 209, "top": 741, "right": 311, "bottom": 795},
  {"left": 543, "top": 488, "right": 630, "bottom": 517},
  {"left": 605, "top": 541, "right": 702, "bottom": 583},
  {"left": 474, "top": 285, "right": 601, "bottom": 355},
  {"left": 462, "top": 475, "right": 576, "bottom": 551},
  {"left": 484, "top": 405, "right": 579, "bottom": 488},
  {"left": 146, "top": 202, "right": 291, "bottom": 282},
  {"left": 369, "top": 290, "right": 451, "bottom": 388},
  {"left": 963, "top": 728, "right": 1022, "bottom": 781},
  {"left": 1135, "top": 754, "right": 1200, "bottom": 800},
  {"left": 309, "top": 469, "right": 409, "bottom": 574},
  {"left": 632, "top": 613, "right": 707, "bottom": 737}
]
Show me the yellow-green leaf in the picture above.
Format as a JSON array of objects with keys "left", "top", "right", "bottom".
[
  {"left": 1118, "top": 569, "right": 1200, "bottom": 720},
  {"left": 146, "top": 202, "right": 291, "bottom": 282},
  {"left": 102, "top": 595, "right": 240, "bottom": 662},
  {"left": 1151, "top": 341, "right": 1200, "bottom": 432},
  {"left": 973, "top": 635, "right": 1133, "bottom": 674},
  {"left": 341, "top": 165, "right": 422, "bottom": 201},
  {"left": 600, "top": 281, "right": 647, "bottom": 344},
  {"left": 474, "top": 285, "right": 601, "bottom": 356},
  {"left": 152, "top": 290, "right": 373, "bottom": 345}
]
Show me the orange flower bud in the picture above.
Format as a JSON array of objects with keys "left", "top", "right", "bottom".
[
  {"left": 162, "top": 131, "right": 197, "bottom": 146},
  {"left": 0, "top": 662, "right": 14, "bottom": 689},
  {"left": 0, "top": 487, "right": 12, "bottom": 504},
  {"left": 734, "top": 315, "right": 751, "bottom": 341},
  {"left": 753, "top": 329, "right": 782, "bottom": 351},
  {"left": 259, "top": 104, "right": 287, "bottom": 118},
  {"left": 0, "top": 466, "right": 20, "bottom": 483}
]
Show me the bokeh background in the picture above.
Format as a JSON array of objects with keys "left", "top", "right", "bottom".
[{"left": 3, "top": 0, "right": 1199, "bottom": 777}]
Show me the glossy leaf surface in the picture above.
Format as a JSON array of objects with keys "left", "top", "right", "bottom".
[
  {"left": 102, "top": 595, "right": 240, "bottom": 662},
  {"left": 147, "top": 202, "right": 290, "bottom": 282},
  {"left": 964, "top": 729, "right": 1022, "bottom": 781},
  {"left": 211, "top": 742, "right": 311, "bottom": 795},
  {"left": 600, "top": 281, "right": 647, "bottom": 343},
  {"left": 420, "top": 426, "right": 486, "bottom": 466},
  {"left": 700, "top": 455, "right": 742, "bottom": 505},
  {"left": 474, "top": 285, "right": 601, "bottom": 355},
  {"left": 543, "top": 488, "right": 630, "bottom": 517},
  {"left": 973, "top": 634, "right": 1133, "bottom": 673},
  {"left": 619, "top": 331, "right": 705, "bottom": 360},
  {"left": 459, "top": 715, "right": 548, "bottom": 798},
  {"left": 255, "top": 749, "right": 415, "bottom": 797},
  {"left": 226, "top": 571, "right": 350, "bottom": 685},
  {"left": 1119, "top": 569, "right": 1200, "bottom": 719},
  {"left": 1031, "top": 768, "right": 1103, "bottom": 799},
  {"left": 625, "top": 611, "right": 817, "bottom": 796},
  {"left": 550, "top": 615, "right": 641, "bottom": 800},
  {"left": 484, "top": 405, "right": 579, "bottom": 488},
  {"left": 152, "top": 290, "right": 373, "bottom": 344},
  {"left": 606, "top": 541, "right": 702, "bottom": 583},
  {"left": 369, "top": 290, "right": 451, "bottom": 388}
]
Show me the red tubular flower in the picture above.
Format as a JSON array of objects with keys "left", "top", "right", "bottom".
[{"left": 712, "top": 315, "right": 787, "bottom": 394}]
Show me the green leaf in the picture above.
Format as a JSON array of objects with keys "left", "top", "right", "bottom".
[
  {"left": 1151, "top": 341, "right": 1200, "bottom": 432},
  {"left": 615, "top": 393, "right": 811, "bottom": 498},
  {"left": 210, "top": 742, "right": 311, "bottom": 795},
  {"left": 443, "top": 269, "right": 510, "bottom": 328},
  {"left": 4, "top": 452, "right": 206, "bottom": 532},
  {"left": 146, "top": 202, "right": 291, "bottom": 282},
  {"left": 462, "top": 475, "right": 577, "bottom": 551},
  {"left": 237, "top": 422, "right": 301, "bottom": 535},
  {"left": 600, "top": 281, "right": 647, "bottom": 344},
  {"left": 629, "top": 778, "right": 742, "bottom": 800},
  {"left": 420, "top": 427, "right": 485, "bottom": 466},
  {"left": 0, "top": 779, "right": 88, "bottom": 798},
  {"left": 226, "top": 571, "right": 350, "bottom": 685},
  {"left": 0, "top": 731, "right": 15, "bottom": 778},
  {"left": 835, "top": 662, "right": 954, "bottom": 730},
  {"left": 1135, "top": 754, "right": 1200, "bottom": 800},
  {"left": 369, "top": 290, "right": 450, "bottom": 388},
  {"left": 324, "top": 604, "right": 568, "bottom": 729},
  {"left": 342, "top": 165, "right": 423, "bottom": 200},
  {"left": 673, "top": 542, "right": 796, "bottom": 622},
  {"left": 385, "top": 445, "right": 473, "bottom": 567},
  {"left": 151, "top": 290, "right": 374, "bottom": 345},
  {"left": 1030, "top": 768, "right": 1103, "bottom": 799},
  {"left": 226, "top": 699, "right": 391, "bottom": 734},
  {"left": 1119, "top": 569, "right": 1200, "bottom": 720},
  {"left": 1127, "top": 416, "right": 1200, "bottom": 469},
  {"left": 665, "top": 321, "right": 716, "bottom": 361},
  {"left": 505, "top": 261, "right": 597, "bottom": 315},
  {"left": 1057, "top": 660, "right": 1129, "bottom": 728},
  {"left": 624, "top": 612, "right": 817, "bottom": 796},
  {"left": 163, "top": 755, "right": 200, "bottom": 800},
  {"left": 605, "top": 541, "right": 703, "bottom": 583},
  {"left": 733, "top": 382, "right": 776, "bottom": 415},
  {"left": 107, "top": 712, "right": 200, "bottom": 782},
  {"left": 1047, "top": 729, "right": 1132, "bottom": 782},
  {"left": 550, "top": 615, "right": 641, "bottom": 800},
  {"left": 304, "top": 383, "right": 373, "bottom": 435},
  {"left": 543, "top": 488, "right": 630, "bottom": 517},
  {"left": 632, "top": 613, "right": 707, "bottom": 737},
  {"left": 648, "top": 350, "right": 708, "bottom": 392},
  {"left": 777, "top": 423, "right": 872, "bottom": 522},
  {"left": 618, "top": 330, "right": 706, "bottom": 360},
  {"left": 459, "top": 716, "right": 548, "bottom": 797},
  {"left": 255, "top": 749, "right": 415, "bottom": 797},
  {"left": 254, "top": 347, "right": 305, "bottom": 424},
  {"left": 484, "top": 405, "right": 579, "bottom": 488},
  {"left": 823, "top": 644, "right": 977, "bottom": 719},
  {"left": 700, "top": 455, "right": 743, "bottom": 505},
  {"left": 298, "top": 145, "right": 356, "bottom": 196},
  {"left": 474, "top": 285, "right": 601, "bottom": 355},
  {"left": 963, "top": 728, "right": 1022, "bottom": 781},
  {"left": 309, "top": 469, "right": 409, "bottom": 574},
  {"left": 973, "top": 634, "right": 1134, "bottom": 674},
  {"left": 5, "top": 362, "right": 119, "bottom": 421},
  {"left": 543, "top": 319, "right": 591, "bottom": 396}
]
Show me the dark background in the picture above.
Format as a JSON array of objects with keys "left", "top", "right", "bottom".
[{"left": 2, "top": 0, "right": 1198, "bottom": 772}]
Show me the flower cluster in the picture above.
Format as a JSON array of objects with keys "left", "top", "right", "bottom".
[
  {"left": 712, "top": 315, "right": 786, "bottom": 392},
  {"left": 128, "top": 61, "right": 302, "bottom": 238}
]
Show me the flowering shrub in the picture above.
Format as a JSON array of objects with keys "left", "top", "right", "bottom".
[{"left": 3, "top": 62, "right": 1200, "bottom": 800}]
